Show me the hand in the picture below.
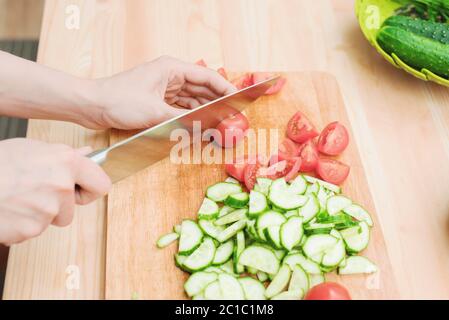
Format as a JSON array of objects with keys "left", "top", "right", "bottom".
[
  {"left": 88, "top": 56, "right": 236, "bottom": 130},
  {"left": 0, "top": 138, "right": 111, "bottom": 245}
]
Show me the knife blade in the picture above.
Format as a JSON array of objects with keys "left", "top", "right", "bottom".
[{"left": 88, "top": 75, "right": 280, "bottom": 183}]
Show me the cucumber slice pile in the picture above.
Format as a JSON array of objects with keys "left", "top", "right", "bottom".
[{"left": 156, "top": 175, "right": 377, "bottom": 299}]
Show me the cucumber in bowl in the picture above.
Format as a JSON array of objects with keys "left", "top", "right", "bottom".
[{"left": 157, "top": 174, "right": 377, "bottom": 300}]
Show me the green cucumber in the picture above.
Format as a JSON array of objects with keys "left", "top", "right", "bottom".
[
  {"left": 212, "top": 240, "right": 234, "bottom": 265},
  {"left": 377, "top": 26, "right": 449, "bottom": 79},
  {"left": 383, "top": 15, "right": 449, "bottom": 45},
  {"left": 215, "top": 208, "right": 247, "bottom": 226},
  {"left": 178, "top": 220, "right": 203, "bottom": 255},
  {"left": 280, "top": 216, "right": 303, "bottom": 251},
  {"left": 238, "top": 277, "right": 266, "bottom": 300},
  {"left": 156, "top": 232, "right": 179, "bottom": 248},
  {"left": 255, "top": 177, "right": 273, "bottom": 195},
  {"left": 224, "top": 192, "right": 249, "bottom": 208},
  {"left": 248, "top": 190, "right": 268, "bottom": 218},
  {"left": 218, "top": 273, "right": 245, "bottom": 300},
  {"left": 183, "top": 237, "right": 216, "bottom": 272},
  {"left": 233, "top": 231, "right": 245, "bottom": 274},
  {"left": 216, "top": 219, "right": 247, "bottom": 242},
  {"left": 269, "top": 178, "right": 308, "bottom": 210},
  {"left": 238, "top": 245, "right": 280, "bottom": 275},
  {"left": 338, "top": 256, "right": 378, "bottom": 275},
  {"left": 184, "top": 271, "right": 218, "bottom": 297},
  {"left": 288, "top": 264, "right": 309, "bottom": 294},
  {"left": 340, "top": 221, "right": 370, "bottom": 253},
  {"left": 256, "top": 210, "right": 287, "bottom": 241},
  {"left": 298, "top": 194, "right": 320, "bottom": 223},
  {"left": 198, "top": 198, "right": 219, "bottom": 220},
  {"left": 206, "top": 182, "right": 242, "bottom": 202},
  {"left": 265, "top": 265, "right": 292, "bottom": 298},
  {"left": 198, "top": 220, "right": 225, "bottom": 241}
]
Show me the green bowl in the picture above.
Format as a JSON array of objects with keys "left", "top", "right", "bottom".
[{"left": 355, "top": 0, "right": 449, "bottom": 86}]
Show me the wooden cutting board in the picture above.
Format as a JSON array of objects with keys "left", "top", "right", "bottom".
[{"left": 105, "top": 72, "right": 399, "bottom": 300}]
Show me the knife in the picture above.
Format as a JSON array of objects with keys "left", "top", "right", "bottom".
[{"left": 88, "top": 75, "right": 280, "bottom": 183}]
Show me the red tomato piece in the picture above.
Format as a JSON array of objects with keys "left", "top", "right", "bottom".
[
  {"left": 316, "top": 158, "right": 350, "bottom": 185},
  {"left": 215, "top": 113, "right": 249, "bottom": 148},
  {"left": 298, "top": 140, "right": 319, "bottom": 172},
  {"left": 286, "top": 111, "right": 319, "bottom": 144},
  {"left": 252, "top": 72, "right": 287, "bottom": 95},
  {"left": 317, "top": 121, "right": 349, "bottom": 156},
  {"left": 244, "top": 162, "right": 262, "bottom": 190},
  {"left": 231, "top": 73, "right": 254, "bottom": 90},
  {"left": 305, "top": 282, "right": 351, "bottom": 300},
  {"left": 278, "top": 138, "right": 300, "bottom": 159},
  {"left": 284, "top": 157, "right": 302, "bottom": 181},
  {"left": 225, "top": 160, "right": 247, "bottom": 182},
  {"left": 195, "top": 59, "right": 207, "bottom": 67},
  {"left": 260, "top": 157, "right": 301, "bottom": 181},
  {"left": 217, "top": 67, "right": 228, "bottom": 80}
]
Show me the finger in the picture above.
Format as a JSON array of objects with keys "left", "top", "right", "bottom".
[
  {"left": 176, "top": 97, "right": 202, "bottom": 109},
  {"left": 74, "top": 155, "right": 112, "bottom": 205},
  {"left": 180, "top": 63, "right": 237, "bottom": 96},
  {"left": 197, "top": 97, "right": 210, "bottom": 105},
  {"left": 51, "top": 191, "right": 75, "bottom": 227},
  {"left": 179, "top": 83, "right": 220, "bottom": 100}
]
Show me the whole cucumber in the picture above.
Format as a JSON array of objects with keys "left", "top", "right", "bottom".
[
  {"left": 377, "top": 26, "right": 449, "bottom": 78},
  {"left": 383, "top": 15, "right": 449, "bottom": 44}
]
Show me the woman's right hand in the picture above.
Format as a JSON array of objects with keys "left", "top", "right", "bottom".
[{"left": 0, "top": 138, "right": 111, "bottom": 245}]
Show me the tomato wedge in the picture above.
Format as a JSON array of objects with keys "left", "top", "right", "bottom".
[
  {"left": 286, "top": 111, "right": 319, "bottom": 144},
  {"left": 316, "top": 158, "right": 350, "bottom": 185},
  {"left": 231, "top": 73, "right": 254, "bottom": 90},
  {"left": 225, "top": 159, "right": 247, "bottom": 182},
  {"left": 259, "top": 157, "right": 301, "bottom": 182},
  {"left": 244, "top": 162, "right": 262, "bottom": 190},
  {"left": 298, "top": 140, "right": 319, "bottom": 172},
  {"left": 317, "top": 121, "right": 349, "bottom": 156},
  {"left": 215, "top": 113, "right": 249, "bottom": 148},
  {"left": 278, "top": 138, "right": 300, "bottom": 159},
  {"left": 305, "top": 282, "right": 351, "bottom": 300}
]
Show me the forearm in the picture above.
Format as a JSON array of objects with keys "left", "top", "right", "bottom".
[{"left": 0, "top": 50, "right": 102, "bottom": 127}]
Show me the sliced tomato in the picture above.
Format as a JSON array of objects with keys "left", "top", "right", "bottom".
[
  {"left": 215, "top": 113, "right": 249, "bottom": 148},
  {"left": 225, "top": 159, "right": 247, "bottom": 182},
  {"left": 298, "top": 140, "right": 319, "bottom": 172},
  {"left": 195, "top": 59, "right": 207, "bottom": 67},
  {"left": 286, "top": 111, "right": 319, "bottom": 144},
  {"left": 252, "top": 72, "right": 287, "bottom": 95},
  {"left": 217, "top": 67, "right": 228, "bottom": 80},
  {"left": 305, "top": 282, "right": 351, "bottom": 300},
  {"left": 244, "top": 162, "right": 262, "bottom": 190},
  {"left": 260, "top": 157, "right": 301, "bottom": 182},
  {"left": 231, "top": 73, "right": 254, "bottom": 90},
  {"left": 316, "top": 158, "right": 350, "bottom": 185},
  {"left": 317, "top": 121, "right": 349, "bottom": 156},
  {"left": 278, "top": 138, "right": 300, "bottom": 159}
]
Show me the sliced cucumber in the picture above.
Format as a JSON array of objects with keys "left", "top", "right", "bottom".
[
  {"left": 282, "top": 253, "right": 322, "bottom": 274},
  {"left": 173, "top": 224, "right": 182, "bottom": 235},
  {"left": 248, "top": 190, "right": 268, "bottom": 218},
  {"left": 212, "top": 240, "right": 234, "bottom": 265},
  {"left": 238, "top": 245, "right": 280, "bottom": 274},
  {"left": 256, "top": 210, "right": 287, "bottom": 241},
  {"left": 264, "top": 225, "right": 282, "bottom": 249},
  {"left": 192, "top": 292, "right": 205, "bottom": 300},
  {"left": 273, "top": 249, "right": 287, "bottom": 261},
  {"left": 238, "top": 277, "right": 266, "bottom": 300},
  {"left": 302, "top": 234, "right": 339, "bottom": 264},
  {"left": 216, "top": 219, "right": 247, "bottom": 242},
  {"left": 183, "top": 237, "right": 216, "bottom": 272},
  {"left": 289, "top": 175, "right": 307, "bottom": 194},
  {"left": 265, "top": 264, "right": 292, "bottom": 298},
  {"left": 303, "top": 175, "right": 341, "bottom": 193},
  {"left": 309, "top": 273, "right": 325, "bottom": 287},
  {"left": 257, "top": 271, "right": 269, "bottom": 282},
  {"left": 271, "top": 289, "right": 303, "bottom": 300},
  {"left": 174, "top": 254, "right": 188, "bottom": 271},
  {"left": 340, "top": 221, "right": 370, "bottom": 253},
  {"left": 198, "top": 198, "right": 219, "bottom": 220},
  {"left": 184, "top": 271, "right": 218, "bottom": 297},
  {"left": 245, "top": 219, "right": 260, "bottom": 241},
  {"left": 233, "top": 231, "right": 245, "bottom": 274},
  {"left": 215, "top": 208, "right": 248, "bottom": 226},
  {"left": 288, "top": 264, "right": 309, "bottom": 293},
  {"left": 246, "top": 266, "right": 258, "bottom": 275},
  {"left": 280, "top": 216, "right": 303, "bottom": 251},
  {"left": 256, "top": 177, "right": 273, "bottom": 195},
  {"left": 327, "top": 195, "right": 352, "bottom": 216},
  {"left": 224, "top": 192, "right": 249, "bottom": 208},
  {"left": 207, "top": 182, "right": 242, "bottom": 202},
  {"left": 285, "top": 209, "right": 299, "bottom": 218},
  {"left": 343, "top": 204, "right": 373, "bottom": 227},
  {"left": 298, "top": 194, "right": 320, "bottom": 223},
  {"left": 305, "top": 182, "right": 319, "bottom": 195},
  {"left": 269, "top": 178, "right": 308, "bottom": 210},
  {"left": 156, "top": 232, "right": 179, "bottom": 248},
  {"left": 218, "top": 205, "right": 235, "bottom": 218},
  {"left": 220, "top": 259, "right": 238, "bottom": 276},
  {"left": 204, "top": 280, "right": 223, "bottom": 300},
  {"left": 338, "top": 256, "right": 377, "bottom": 275},
  {"left": 304, "top": 222, "right": 334, "bottom": 235},
  {"left": 218, "top": 273, "right": 245, "bottom": 300},
  {"left": 178, "top": 220, "right": 203, "bottom": 255},
  {"left": 198, "top": 220, "right": 225, "bottom": 241},
  {"left": 321, "top": 230, "right": 346, "bottom": 268}
]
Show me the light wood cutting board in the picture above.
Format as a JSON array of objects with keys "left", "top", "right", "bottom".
[{"left": 105, "top": 72, "right": 399, "bottom": 300}]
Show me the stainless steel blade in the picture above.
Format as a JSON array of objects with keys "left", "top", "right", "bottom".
[{"left": 88, "top": 76, "right": 280, "bottom": 183}]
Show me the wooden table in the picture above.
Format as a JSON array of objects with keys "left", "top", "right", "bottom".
[{"left": 3, "top": 0, "right": 449, "bottom": 300}]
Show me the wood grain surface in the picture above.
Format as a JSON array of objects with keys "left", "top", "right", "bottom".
[
  {"left": 4, "top": 0, "right": 449, "bottom": 300},
  {"left": 105, "top": 72, "right": 399, "bottom": 299}
]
